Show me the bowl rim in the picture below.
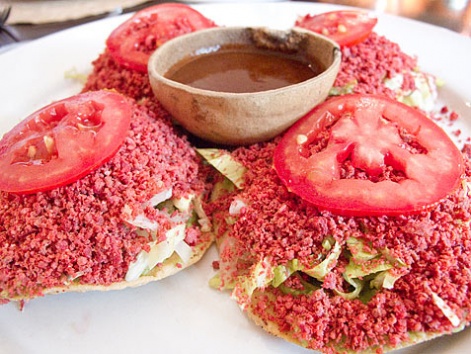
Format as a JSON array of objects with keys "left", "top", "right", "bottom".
[{"left": 148, "top": 26, "right": 341, "bottom": 98}]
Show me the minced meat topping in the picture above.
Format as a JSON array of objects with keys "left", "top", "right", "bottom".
[
  {"left": 333, "top": 32, "right": 418, "bottom": 98},
  {"left": 82, "top": 50, "right": 154, "bottom": 101},
  {"left": 0, "top": 101, "right": 205, "bottom": 301}
]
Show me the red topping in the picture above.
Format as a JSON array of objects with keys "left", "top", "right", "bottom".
[
  {"left": 82, "top": 51, "right": 154, "bottom": 100},
  {"left": 450, "top": 111, "right": 459, "bottom": 122},
  {"left": 333, "top": 32, "right": 418, "bottom": 98},
  {"left": 81, "top": 52, "right": 173, "bottom": 127}
]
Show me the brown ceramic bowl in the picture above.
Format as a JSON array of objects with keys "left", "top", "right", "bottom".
[{"left": 148, "top": 26, "right": 341, "bottom": 145}]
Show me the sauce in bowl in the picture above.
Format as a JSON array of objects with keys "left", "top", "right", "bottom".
[
  {"left": 165, "top": 44, "right": 325, "bottom": 93},
  {"left": 149, "top": 26, "right": 341, "bottom": 145}
]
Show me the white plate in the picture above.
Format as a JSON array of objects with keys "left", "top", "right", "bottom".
[
  {"left": 181, "top": 0, "right": 285, "bottom": 3},
  {"left": 1, "top": 2, "right": 470, "bottom": 354}
]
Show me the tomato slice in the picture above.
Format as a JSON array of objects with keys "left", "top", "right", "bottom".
[
  {"left": 295, "top": 10, "right": 377, "bottom": 47},
  {"left": 106, "top": 3, "right": 216, "bottom": 73},
  {"left": 0, "top": 91, "right": 133, "bottom": 194},
  {"left": 274, "top": 94, "right": 463, "bottom": 217}
]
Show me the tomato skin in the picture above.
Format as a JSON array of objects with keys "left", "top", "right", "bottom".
[
  {"left": 295, "top": 10, "right": 377, "bottom": 47},
  {"left": 274, "top": 94, "right": 463, "bottom": 217},
  {"left": 0, "top": 91, "right": 133, "bottom": 194},
  {"left": 106, "top": 3, "right": 216, "bottom": 73}
]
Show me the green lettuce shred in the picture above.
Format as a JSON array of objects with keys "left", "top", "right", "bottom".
[
  {"left": 329, "top": 80, "right": 357, "bottom": 96},
  {"left": 197, "top": 148, "right": 247, "bottom": 189},
  {"left": 229, "top": 236, "right": 409, "bottom": 304},
  {"left": 336, "top": 237, "right": 407, "bottom": 301},
  {"left": 303, "top": 240, "right": 342, "bottom": 281},
  {"left": 431, "top": 291, "right": 461, "bottom": 327}
]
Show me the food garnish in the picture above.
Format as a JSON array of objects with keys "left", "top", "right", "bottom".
[
  {"left": 295, "top": 10, "right": 377, "bottom": 47},
  {"left": 274, "top": 94, "right": 463, "bottom": 216},
  {"left": 0, "top": 90, "right": 132, "bottom": 194},
  {"left": 106, "top": 3, "right": 216, "bottom": 73}
]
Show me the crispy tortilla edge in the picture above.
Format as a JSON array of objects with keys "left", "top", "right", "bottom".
[
  {"left": 244, "top": 290, "right": 462, "bottom": 354},
  {"left": 4, "top": 235, "right": 213, "bottom": 302}
]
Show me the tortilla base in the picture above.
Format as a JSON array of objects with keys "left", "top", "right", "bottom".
[
  {"left": 245, "top": 288, "right": 461, "bottom": 353},
  {"left": 6, "top": 234, "right": 213, "bottom": 302}
]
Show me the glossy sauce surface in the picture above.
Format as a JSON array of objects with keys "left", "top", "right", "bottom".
[{"left": 165, "top": 45, "right": 324, "bottom": 93}]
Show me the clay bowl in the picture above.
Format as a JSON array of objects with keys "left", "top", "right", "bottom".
[{"left": 148, "top": 26, "right": 341, "bottom": 145}]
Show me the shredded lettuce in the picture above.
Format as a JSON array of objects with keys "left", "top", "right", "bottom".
[
  {"left": 384, "top": 71, "right": 438, "bottom": 112},
  {"left": 125, "top": 224, "right": 187, "bottom": 281},
  {"left": 303, "top": 240, "right": 342, "bottom": 281},
  {"left": 174, "top": 237, "right": 193, "bottom": 263},
  {"left": 232, "top": 259, "right": 274, "bottom": 308},
  {"left": 346, "top": 237, "right": 378, "bottom": 261},
  {"left": 344, "top": 260, "right": 393, "bottom": 279},
  {"left": 230, "top": 258, "right": 304, "bottom": 307},
  {"left": 273, "top": 260, "right": 300, "bottom": 287},
  {"left": 230, "top": 242, "right": 342, "bottom": 306},
  {"left": 341, "top": 237, "right": 406, "bottom": 300},
  {"left": 210, "top": 178, "right": 236, "bottom": 202},
  {"left": 329, "top": 80, "right": 357, "bottom": 96},
  {"left": 197, "top": 148, "right": 247, "bottom": 189},
  {"left": 64, "top": 67, "right": 88, "bottom": 84},
  {"left": 383, "top": 74, "right": 403, "bottom": 92},
  {"left": 125, "top": 212, "right": 159, "bottom": 232},
  {"left": 335, "top": 275, "right": 364, "bottom": 300},
  {"left": 173, "top": 195, "right": 193, "bottom": 212},
  {"left": 431, "top": 291, "right": 461, "bottom": 327},
  {"left": 278, "top": 273, "right": 321, "bottom": 296},
  {"left": 209, "top": 272, "right": 224, "bottom": 289},
  {"left": 147, "top": 188, "right": 173, "bottom": 208},
  {"left": 229, "top": 198, "right": 247, "bottom": 216},
  {"left": 124, "top": 190, "right": 204, "bottom": 282},
  {"left": 370, "top": 270, "right": 401, "bottom": 290},
  {"left": 227, "top": 235, "right": 410, "bottom": 307}
]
